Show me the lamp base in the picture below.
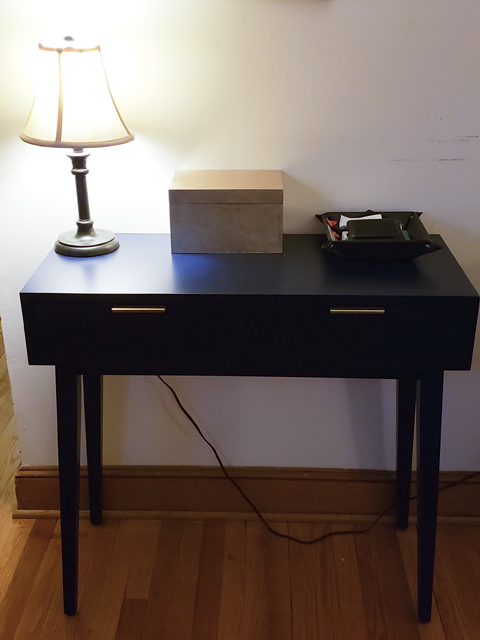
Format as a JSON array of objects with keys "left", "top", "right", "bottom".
[{"left": 55, "top": 226, "right": 120, "bottom": 257}]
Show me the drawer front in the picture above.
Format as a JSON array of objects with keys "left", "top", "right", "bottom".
[
  {"left": 247, "top": 302, "right": 472, "bottom": 366},
  {"left": 25, "top": 297, "right": 477, "bottom": 371},
  {"left": 31, "top": 302, "right": 246, "bottom": 360}
]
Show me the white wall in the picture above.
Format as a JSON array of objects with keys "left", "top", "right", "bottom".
[{"left": 1, "top": 0, "right": 480, "bottom": 471}]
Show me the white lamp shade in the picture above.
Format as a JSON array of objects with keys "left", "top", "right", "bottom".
[{"left": 21, "top": 37, "right": 134, "bottom": 148}]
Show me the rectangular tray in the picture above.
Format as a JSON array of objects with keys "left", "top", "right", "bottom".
[{"left": 316, "top": 211, "right": 442, "bottom": 260}]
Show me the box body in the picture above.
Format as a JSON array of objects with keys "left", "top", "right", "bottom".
[{"left": 169, "top": 170, "right": 283, "bottom": 253}]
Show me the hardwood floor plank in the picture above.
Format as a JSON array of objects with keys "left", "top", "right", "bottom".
[
  {"left": 13, "top": 520, "right": 62, "bottom": 639},
  {"left": 175, "top": 519, "right": 203, "bottom": 584},
  {"left": 190, "top": 520, "right": 225, "bottom": 640},
  {"left": 243, "top": 520, "right": 269, "bottom": 640},
  {"left": 124, "top": 520, "right": 162, "bottom": 600},
  {"left": 353, "top": 523, "right": 393, "bottom": 640},
  {"left": 0, "top": 502, "right": 15, "bottom": 557},
  {"left": 89, "top": 520, "right": 145, "bottom": 640},
  {"left": 0, "top": 414, "right": 21, "bottom": 505},
  {"left": 41, "top": 519, "right": 120, "bottom": 640},
  {"left": 458, "top": 525, "right": 480, "bottom": 580},
  {"left": 115, "top": 599, "right": 147, "bottom": 640},
  {"left": 288, "top": 522, "right": 321, "bottom": 640},
  {"left": 354, "top": 524, "right": 421, "bottom": 640},
  {"left": 77, "top": 520, "right": 121, "bottom": 607},
  {"left": 396, "top": 526, "right": 446, "bottom": 640},
  {"left": 141, "top": 518, "right": 184, "bottom": 640},
  {"left": 197, "top": 520, "right": 289, "bottom": 640},
  {"left": 313, "top": 523, "right": 340, "bottom": 639},
  {"left": 463, "top": 525, "right": 480, "bottom": 580},
  {"left": 0, "top": 517, "right": 35, "bottom": 606},
  {"left": 330, "top": 523, "right": 370, "bottom": 640},
  {"left": 0, "top": 518, "right": 57, "bottom": 638},
  {"left": 163, "top": 581, "right": 199, "bottom": 640},
  {"left": 266, "top": 522, "right": 292, "bottom": 640},
  {"left": 141, "top": 520, "right": 202, "bottom": 640},
  {"left": 433, "top": 526, "right": 480, "bottom": 640},
  {"left": 216, "top": 520, "right": 247, "bottom": 640}
]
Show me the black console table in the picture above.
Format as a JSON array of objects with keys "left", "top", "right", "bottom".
[{"left": 20, "top": 233, "right": 479, "bottom": 621}]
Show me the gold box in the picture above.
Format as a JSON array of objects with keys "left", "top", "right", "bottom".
[{"left": 169, "top": 170, "right": 283, "bottom": 253}]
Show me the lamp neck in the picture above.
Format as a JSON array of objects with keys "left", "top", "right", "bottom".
[{"left": 67, "top": 148, "right": 92, "bottom": 226}]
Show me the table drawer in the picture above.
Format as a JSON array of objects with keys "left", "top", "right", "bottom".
[
  {"left": 31, "top": 302, "right": 246, "bottom": 359},
  {"left": 247, "top": 302, "right": 465, "bottom": 364}
]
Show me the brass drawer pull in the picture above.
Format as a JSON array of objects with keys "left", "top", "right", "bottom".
[
  {"left": 330, "top": 307, "right": 385, "bottom": 315},
  {"left": 111, "top": 307, "right": 166, "bottom": 313}
]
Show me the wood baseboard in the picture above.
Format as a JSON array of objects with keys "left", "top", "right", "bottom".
[{"left": 14, "top": 465, "right": 480, "bottom": 520}]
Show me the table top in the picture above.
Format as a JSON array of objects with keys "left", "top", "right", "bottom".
[{"left": 21, "top": 233, "right": 478, "bottom": 302}]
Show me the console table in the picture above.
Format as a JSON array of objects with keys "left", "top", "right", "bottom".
[{"left": 20, "top": 233, "right": 479, "bottom": 621}]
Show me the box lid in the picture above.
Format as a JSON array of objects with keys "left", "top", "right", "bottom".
[{"left": 169, "top": 170, "right": 283, "bottom": 204}]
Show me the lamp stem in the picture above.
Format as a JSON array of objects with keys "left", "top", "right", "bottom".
[
  {"left": 54, "top": 149, "right": 119, "bottom": 257},
  {"left": 69, "top": 148, "right": 92, "bottom": 224}
]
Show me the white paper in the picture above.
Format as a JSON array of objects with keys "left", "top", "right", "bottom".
[{"left": 339, "top": 213, "right": 382, "bottom": 228}]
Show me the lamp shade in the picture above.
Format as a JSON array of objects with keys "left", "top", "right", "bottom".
[{"left": 21, "top": 36, "right": 134, "bottom": 149}]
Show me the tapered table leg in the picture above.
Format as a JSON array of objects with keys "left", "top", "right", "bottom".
[
  {"left": 56, "top": 366, "right": 81, "bottom": 616},
  {"left": 83, "top": 374, "right": 103, "bottom": 525},
  {"left": 416, "top": 371, "right": 444, "bottom": 624},
  {"left": 396, "top": 377, "right": 417, "bottom": 530}
]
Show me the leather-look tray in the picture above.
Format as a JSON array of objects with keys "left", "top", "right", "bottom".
[{"left": 316, "top": 211, "right": 442, "bottom": 260}]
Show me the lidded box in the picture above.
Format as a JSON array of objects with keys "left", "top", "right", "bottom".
[{"left": 169, "top": 170, "right": 283, "bottom": 253}]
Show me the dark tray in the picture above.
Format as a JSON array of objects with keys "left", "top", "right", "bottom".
[{"left": 316, "top": 211, "right": 442, "bottom": 260}]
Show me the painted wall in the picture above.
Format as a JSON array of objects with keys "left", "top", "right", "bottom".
[{"left": 1, "top": 0, "right": 480, "bottom": 471}]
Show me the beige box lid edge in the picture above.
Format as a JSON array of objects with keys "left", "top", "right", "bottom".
[{"left": 169, "top": 170, "right": 283, "bottom": 204}]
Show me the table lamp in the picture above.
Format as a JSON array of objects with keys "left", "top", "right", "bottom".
[{"left": 21, "top": 36, "right": 134, "bottom": 257}]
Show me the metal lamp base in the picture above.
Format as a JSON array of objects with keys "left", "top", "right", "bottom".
[
  {"left": 55, "top": 225, "right": 120, "bottom": 257},
  {"left": 55, "top": 150, "right": 120, "bottom": 257}
]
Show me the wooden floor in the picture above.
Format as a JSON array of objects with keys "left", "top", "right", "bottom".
[
  {"left": 1, "top": 515, "right": 480, "bottom": 640},
  {"left": 1, "top": 323, "right": 480, "bottom": 638}
]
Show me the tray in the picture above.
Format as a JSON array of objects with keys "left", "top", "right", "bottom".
[{"left": 316, "top": 211, "right": 442, "bottom": 260}]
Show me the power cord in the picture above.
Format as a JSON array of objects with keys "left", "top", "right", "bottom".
[{"left": 158, "top": 375, "right": 480, "bottom": 545}]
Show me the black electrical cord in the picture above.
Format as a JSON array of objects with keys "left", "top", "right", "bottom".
[{"left": 158, "top": 375, "right": 480, "bottom": 545}]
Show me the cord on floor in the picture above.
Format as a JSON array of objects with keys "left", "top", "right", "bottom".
[{"left": 157, "top": 375, "right": 479, "bottom": 545}]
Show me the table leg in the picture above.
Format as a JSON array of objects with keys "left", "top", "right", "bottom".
[
  {"left": 56, "top": 366, "right": 81, "bottom": 616},
  {"left": 83, "top": 374, "right": 103, "bottom": 525},
  {"left": 416, "top": 371, "right": 444, "bottom": 624},
  {"left": 396, "top": 377, "right": 417, "bottom": 530}
]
